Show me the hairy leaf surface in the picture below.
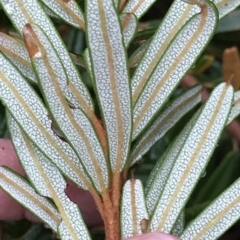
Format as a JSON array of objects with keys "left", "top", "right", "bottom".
[
  {"left": 150, "top": 82, "right": 233, "bottom": 232},
  {"left": 121, "top": 179, "right": 149, "bottom": 239},
  {"left": 86, "top": 0, "right": 132, "bottom": 171}
]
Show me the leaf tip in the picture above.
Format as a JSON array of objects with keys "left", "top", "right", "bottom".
[{"left": 22, "top": 23, "right": 41, "bottom": 59}]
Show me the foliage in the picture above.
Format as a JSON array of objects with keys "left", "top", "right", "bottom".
[{"left": 0, "top": 0, "right": 240, "bottom": 239}]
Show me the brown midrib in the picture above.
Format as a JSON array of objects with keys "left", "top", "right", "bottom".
[
  {"left": 131, "top": 88, "right": 201, "bottom": 162},
  {"left": 0, "top": 70, "right": 90, "bottom": 189},
  {"left": 134, "top": 6, "right": 207, "bottom": 133},
  {"left": 132, "top": 5, "right": 193, "bottom": 104},
  {"left": 97, "top": 0, "right": 124, "bottom": 171},
  {"left": 0, "top": 171, "right": 61, "bottom": 224},
  {"left": 156, "top": 84, "right": 229, "bottom": 231}
]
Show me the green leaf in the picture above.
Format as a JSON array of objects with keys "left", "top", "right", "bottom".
[
  {"left": 129, "top": 85, "right": 201, "bottom": 166},
  {"left": 150, "top": 82, "right": 233, "bottom": 232},
  {"left": 83, "top": 49, "right": 93, "bottom": 83},
  {"left": 24, "top": 23, "right": 109, "bottom": 192},
  {"left": 129, "top": 38, "right": 151, "bottom": 68},
  {"left": 132, "top": 0, "right": 218, "bottom": 139},
  {"left": 227, "top": 90, "right": 240, "bottom": 124},
  {"left": 121, "top": 179, "right": 149, "bottom": 239},
  {"left": 180, "top": 177, "right": 240, "bottom": 239},
  {"left": 1, "top": 0, "right": 94, "bottom": 114},
  {"left": 171, "top": 211, "right": 185, "bottom": 237},
  {"left": 0, "top": 53, "right": 91, "bottom": 191},
  {"left": 0, "top": 32, "right": 37, "bottom": 84},
  {"left": 216, "top": 9, "right": 240, "bottom": 33},
  {"left": 0, "top": 167, "right": 61, "bottom": 232},
  {"left": 86, "top": 0, "right": 132, "bottom": 171}
]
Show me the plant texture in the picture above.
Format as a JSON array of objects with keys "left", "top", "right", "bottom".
[{"left": 1, "top": 0, "right": 240, "bottom": 239}]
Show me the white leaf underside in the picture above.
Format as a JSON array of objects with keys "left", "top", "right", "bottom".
[
  {"left": 171, "top": 211, "right": 185, "bottom": 237},
  {"left": 129, "top": 85, "right": 201, "bottom": 166},
  {"left": 121, "top": 13, "right": 138, "bottom": 48},
  {"left": 0, "top": 32, "right": 37, "bottom": 83},
  {"left": 180, "top": 177, "right": 240, "bottom": 239},
  {"left": 0, "top": 53, "right": 90, "bottom": 190},
  {"left": 86, "top": 0, "right": 132, "bottom": 171},
  {"left": 123, "top": 0, "right": 157, "bottom": 19},
  {"left": 27, "top": 24, "right": 108, "bottom": 192},
  {"left": 40, "top": 0, "right": 85, "bottom": 29},
  {"left": 227, "top": 90, "right": 240, "bottom": 124},
  {"left": 1, "top": 0, "right": 93, "bottom": 113},
  {"left": 121, "top": 179, "right": 149, "bottom": 239},
  {"left": 0, "top": 167, "right": 61, "bottom": 232},
  {"left": 150, "top": 82, "right": 233, "bottom": 233},
  {"left": 132, "top": 0, "right": 218, "bottom": 139},
  {"left": 145, "top": 109, "right": 201, "bottom": 216}
]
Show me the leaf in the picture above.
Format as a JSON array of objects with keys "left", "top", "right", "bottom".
[
  {"left": 0, "top": 167, "right": 61, "bottom": 232},
  {"left": 86, "top": 0, "right": 132, "bottom": 171},
  {"left": 129, "top": 38, "right": 151, "bottom": 68},
  {"left": 122, "top": 0, "right": 157, "bottom": 19},
  {"left": 129, "top": 85, "right": 201, "bottom": 166},
  {"left": 180, "top": 177, "right": 240, "bottom": 239},
  {"left": 215, "top": 0, "right": 240, "bottom": 18},
  {"left": 216, "top": 9, "right": 240, "bottom": 33},
  {"left": 8, "top": 111, "right": 92, "bottom": 239},
  {"left": 83, "top": 49, "right": 93, "bottom": 82},
  {"left": 145, "top": 109, "right": 200, "bottom": 215},
  {"left": 132, "top": 0, "right": 218, "bottom": 139},
  {"left": 171, "top": 211, "right": 185, "bottom": 237},
  {"left": 150, "top": 82, "right": 233, "bottom": 233},
  {"left": 39, "top": 0, "right": 85, "bottom": 29},
  {"left": 227, "top": 90, "right": 240, "bottom": 124},
  {"left": 0, "top": 52, "right": 91, "bottom": 191},
  {"left": 33, "top": 150, "right": 91, "bottom": 240},
  {"left": 23, "top": 24, "right": 109, "bottom": 192},
  {"left": 0, "top": 32, "right": 37, "bottom": 84},
  {"left": 121, "top": 13, "right": 138, "bottom": 48},
  {"left": 1, "top": 0, "right": 94, "bottom": 114},
  {"left": 7, "top": 112, "right": 51, "bottom": 196},
  {"left": 121, "top": 179, "right": 149, "bottom": 239}
]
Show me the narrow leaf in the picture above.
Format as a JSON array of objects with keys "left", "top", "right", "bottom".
[
  {"left": 121, "top": 13, "right": 138, "bottom": 47},
  {"left": 180, "top": 177, "right": 240, "bottom": 239},
  {"left": 0, "top": 32, "right": 37, "bottom": 84},
  {"left": 0, "top": 167, "right": 61, "bottom": 232},
  {"left": 122, "top": 0, "right": 157, "bottom": 19},
  {"left": 215, "top": 0, "right": 240, "bottom": 18},
  {"left": 7, "top": 112, "right": 51, "bottom": 196},
  {"left": 40, "top": 0, "right": 85, "bottom": 30},
  {"left": 0, "top": 53, "right": 91, "bottom": 191},
  {"left": 129, "top": 85, "right": 201, "bottom": 166},
  {"left": 227, "top": 90, "right": 240, "bottom": 124},
  {"left": 129, "top": 38, "right": 151, "bottom": 68},
  {"left": 24, "top": 24, "right": 109, "bottom": 192},
  {"left": 150, "top": 82, "right": 233, "bottom": 233},
  {"left": 121, "top": 179, "right": 149, "bottom": 239},
  {"left": 132, "top": 0, "right": 218, "bottom": 139},
  {"left": 145, "top": 110, "right": 200, "bottom": 215},
  {"left": 171, "top": 211, "right": 185, "bottom": 237},
  {"left": 83, "top": 49, "right": 93, "bottom": 82},
  {"left": 86, "top": 0, "right": 132, "bottom": 171},
  {"left": 32, "top": 150, "right": 91, "bottom": 240},
  {"left": 1, "top": 0, "right": 94, "bottom": 114}
]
